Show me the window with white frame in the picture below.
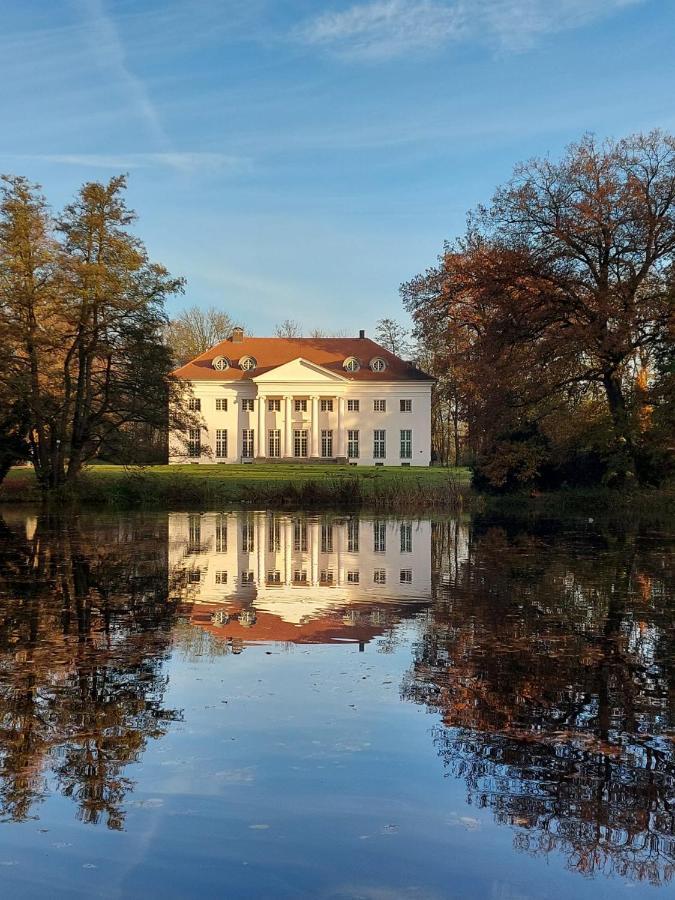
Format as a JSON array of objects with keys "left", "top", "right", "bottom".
[
  {"left": 215, "top": 515, "right": 227, "bottom": 553},
  {"left": 370, "top": 357, "right": 386, "bottom": 372},
  {"left": 293, "top": 569, "right": 308, "bottom": 584},
  {"left": 188, "top": 514, "right": 201, "bottom": 552},
  {"left": 188, "top": 397, "right": 201, "bottom": 411},
  {"left": 400, "top": 429, "right": 412, "bottom": 459},
  {"left": 240, "top": 571, "right": 254, "bottom": 584},
  {"left": 400, "top": 569, "right": 413, "bottom": 584},
  {"left": 241, "top": 428, "right": 254, "bottom": 458},
  {"left": 347, "top": 429, "right": 359, "bottom": 458},
  {"left": 347, "top": 399, "right": 360, "bottom": 412},
  {"left": 373, "top": 429, "right": 386, "bottom": 459},
  {"left": 320, "top": 570, "right": 334, "bottom": 584},
  {"left": 294, "top": 399, "right": 307, "bottom": 412},
  {"left": 215, "top": 571, "right": 228, "bottom": 584},
  {"left": 294, "top": 429, "right": 308, "bottom": 457},
  {"left": 400, "top": 522, "right": 412, "bottom": 553},
  {"left": 241, "top": 398, "right": 254, "bottom": 411},
  {"left": 241, "top": 520, "right": 254, "bottom": 552},
  {"left": 321, "top": 429, "right": 333, "bottom": 458},
  {"left": 320, "top": 399, "right": 333, "bottom": 412},
  {"left": 321, "top": 524, "right": 333, "bottom": 553},
  {"left": 240, "top": 356, "right": 257, "bottom": 371},
  {"left": 216, "top": 398, "right": 228, "bottom": 411},
  {"left": 347, "top": 570, "right": 360, "bottom": 583},
  {"left": 188, "top": 569, "right": 201, "bottom": 583},
  {"left": 267, "top": 570, "right": 281, "bottom": 584},
  {"left": 268, "top": 429, "right": 281, "bottom": 457},
  {"left": 373, "top": 399, "right": 386, "bottom": 412},
  {"left": 373, "top": 569, "right": 386, "bottom": 584},
  {"left": 215, "top": 429, "right": 228, "bottom": 458},
  {"left": 373, "top": 520, "right": 386, "bottom": 553},
  {"left": 188, "top": 428, "right": 201, "bottom": 458},
  {"left": 268, "top": 517, "right": 281, "bottom": 552},
  {"left": 344, "top": 357, "right": 360, "bottom": 372},
  {"left": 347, "top": 519, "right": 359, "bottom": 552},
  {"left": 268, "top": 399, "right": 281, "bottom": 412},
  {"left": 293, "top": 520, "right": 307, "bottom": 552},
  {"left": 400, "top": 399, "right": 412, "bottom": 412}
]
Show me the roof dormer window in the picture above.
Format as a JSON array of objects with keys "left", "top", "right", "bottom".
[
  {"left": 212, "top": 356, "right": 230, "bottom": 371},
  {"left": 240, "top": 356, "right": 257, "bottom": 372},
  {"left": 343, "top": 357, "right": 360, "bottom": 372},
  {"left": 370, "top": 357, "right": 387, "bottom": 372}
]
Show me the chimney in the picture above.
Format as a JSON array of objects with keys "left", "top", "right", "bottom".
[
  {"left": 231, "top": 326, "right": 244, "bottom": 343},
  {"left": 359, "top": 329, "right": 365, "bottom": 339}
]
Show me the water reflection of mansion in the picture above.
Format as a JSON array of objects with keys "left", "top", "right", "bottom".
[{"left": 169, "top": 513, "right": 442, "bottom": 645}]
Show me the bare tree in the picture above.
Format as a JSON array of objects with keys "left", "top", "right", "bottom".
[
  {"left": 274, "top": 318, "right": 302, "bottom": 338},
  {"left": 166, "top": 306, "right": 240, "bottom": 366},
  {"left": 375, "top": 318, "right": 411, "bottom": 356}
]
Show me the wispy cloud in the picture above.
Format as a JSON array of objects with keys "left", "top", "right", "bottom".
[
  {"left": 298, "top": 0, "right": 645, "bottom": 60},
  {"left": 74, "top": 0, "right": 168, "bottom": 146},
  {"left": 6, "top": 152, "right": 249, "bottom": 175}
]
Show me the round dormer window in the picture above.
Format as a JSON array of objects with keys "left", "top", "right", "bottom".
[
  {"left": 343, "top": 357, "right": 360, "bottom": 372},
  {"left": 370, "top": 357, "right": 387, "bottom": 372},
  {"left": 212, "top": 355, "right": 230, "bottom": 371},
  {"left": 240, "top": 356, "right": 257, "bottom": 372}
]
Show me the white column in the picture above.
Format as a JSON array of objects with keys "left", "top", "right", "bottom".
[
  {"left": 337, "top": 396, "right": 345, "bottom": 458},
  {"left": 256, "top": 394, "right": 266, "bottom": 458},
  {"left": 310, "top": 395, "right": 320, "bottom": 458},
  {"left": 310, "top": 520, "right": 320, "bottom": 585},
  {"left": 256, "top": 514, "right": 266, "bottom": 585},
  {"left": 284, "top": 395, "right": 293, "bottom": 458},
  {"left": 337, "top": 522, "right": 345, "bottom": 585},
  {"left": 283, "top": 519, "right": 292, "bottom": 585}
]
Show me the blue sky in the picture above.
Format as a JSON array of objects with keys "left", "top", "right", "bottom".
[{"left": 2, "top": 0, "right": 673, "bottom": 334}]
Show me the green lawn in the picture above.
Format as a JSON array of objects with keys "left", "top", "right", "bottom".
[{"left": 1, "top": 463, "right": 471, "bottom": 508}]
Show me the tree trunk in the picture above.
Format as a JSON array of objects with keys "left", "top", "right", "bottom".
[{"left": 602, "top": 369, "right": 638, "bottom": 480}]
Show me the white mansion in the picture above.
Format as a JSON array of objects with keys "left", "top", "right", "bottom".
[{"left": 170, "top": 328, "right": 433, "bottom": 465}]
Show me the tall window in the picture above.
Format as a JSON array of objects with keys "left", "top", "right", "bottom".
[
  {"left": 373, "top": 399, "right": 386, "bottom": 412},
  {"left": 400, "top": 522, "right": 412, "bottom": 553},
  {"left": 347, "top": 570, "right": 360, "bottom": 583},
  {"left": 241, "top": 399, "right": 254, "bottom": 411},
  {"left": 321, "top": 429, "right": 333, "bottom": 458},
  {"left": 188, "top": 514, "right": 201, "bottom": 553},
  {"left": 215, "top": 515, "right": 227, "bottom": 553},
  {"left": 295, "top": 399, "right": 307, "bottom": 412},
  {"left": 321, "top": 524, "right": 333, "bottom": 553},
  {"left": 373, "top": 429, "right": 386, "bottom": 459},
  {"left": 400, "top": 569, "right": 413, "bottom": 584},
  {"left": 215, "top": 429, "right": 228, "bottom": 459},
  {"left": 320, "top": 399, "right": 333, "bottom": 412},
  {"left": 347, "top": 399, "right": 359, "bottom": 412},
  {"left": 294, "top": 429, "right": 308, "bottom": 457},
  {"left": 188, "top": 428, "right": 201, "bottom": 458},
  {"left": 268, "top": 516, "right": 281, "bottom": 552},
  {"left": 347, "top": 429, "right": 359, "bottom": 459},
  {"left": 400, "top": 429, "right": 412, "bottom": 459},
  {"left": 373, "top": 569, "right": 386, "bottom": 585},
  {"left": 373, "top": 520, "right": 386, "bottom": 553},
  {"left": 268, "top": 429, "right": 281, "bottom": 457},
  {"left": 400, "top": 399, "right": 412, "bottom": 412},
  {"left": 347, "top": 519, "right": 359, "bottom": 552},
  {"left": 267, "top": 570, "right": 281, "bottom": 584},
  {"left": 241, "top": 520, "right": 254, "bottom": 553},
  {"left": 215, "top": 571, "right": 228, "bottom": 584},
  {"left": 216, "top": 398, "right": 228, "bottom": 411},
  {"left": 188, "top": 397, "right": 201, "bottom": 411},
  {"left": 293, "top": 520, "right": 307, "bottom": 552},
  {"left": 268, "top": 399, "right": 281, "bottom": 411},
  {"left": 242, "top": 428, "right": 254, "bottom": 458}
]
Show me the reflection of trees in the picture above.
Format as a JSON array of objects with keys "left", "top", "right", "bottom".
[
  {"left": 404, "top": 520, "right": 675, "bottom": 885},
  {"left": 0, "top": 512, "right": 181, "bottom": 828}
]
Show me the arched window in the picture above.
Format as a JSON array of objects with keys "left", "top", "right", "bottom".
[
  {"left": 343, "top": 357, "right": 360, "bottom": 372},
  {"left": 212, "top": 356, "right": 230, "bottom": 371},
  {"left": 370, "top": 357, "right": 387, "bottom": 372},
  {"left": 240, "top": 356, "right": 257, "bottom": 372}
]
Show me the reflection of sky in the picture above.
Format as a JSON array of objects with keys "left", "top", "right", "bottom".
[{"left": 0, "top": 626, "right": 659, "bottom": 899}]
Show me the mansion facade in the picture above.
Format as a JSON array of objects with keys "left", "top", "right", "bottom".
[{"left": 170, "top": 328, "right": 433, "bottom": 466}]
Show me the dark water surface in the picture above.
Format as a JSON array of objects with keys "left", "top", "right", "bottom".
[{"left": 0, "top": 508, "right": 673, "bottom": 899}]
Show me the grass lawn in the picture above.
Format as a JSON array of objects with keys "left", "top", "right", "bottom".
[{"left": 0, "top": 463, "right": 471, "bottom": 509}]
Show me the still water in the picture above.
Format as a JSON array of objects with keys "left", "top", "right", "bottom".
[{"left": 0, "top": 508, "right": 672, "bottom": 899}]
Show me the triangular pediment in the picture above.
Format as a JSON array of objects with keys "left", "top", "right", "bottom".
[{"left": 252, "top": 357, "right": 348, "bottom": 384}]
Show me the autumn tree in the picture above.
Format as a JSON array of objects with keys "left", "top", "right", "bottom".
[
  {"left": 165, "top": 305, "right": 240, "bottom": 367},
  {"left": 403, "top": 131, "right": 675, "bottom": 487},
  {"left": 0, "top": 175, "right": 185, "bottom": 489}
]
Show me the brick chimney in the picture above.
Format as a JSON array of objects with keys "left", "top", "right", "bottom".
[{"left": 231, "top": 326, "right": 244, "bottom": 343}]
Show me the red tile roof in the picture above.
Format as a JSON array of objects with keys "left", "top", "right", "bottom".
[{"left": 171, "top": 336, "right": 433, "bottom": 382}]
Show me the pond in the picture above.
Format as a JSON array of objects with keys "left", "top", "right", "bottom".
[{"left": 0, "top": 507, "right": 673, "bottom": 899}]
